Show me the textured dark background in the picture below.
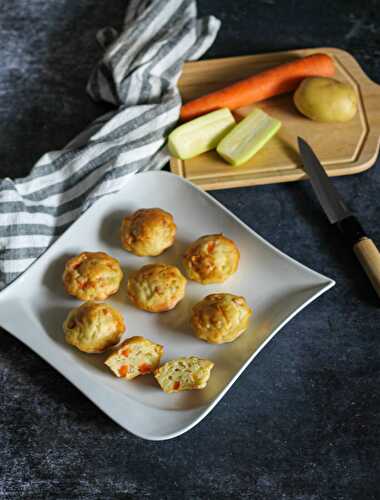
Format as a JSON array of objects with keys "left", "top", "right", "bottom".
[{"left": 0, "top": 1, "right": 379, "bottom": 499}]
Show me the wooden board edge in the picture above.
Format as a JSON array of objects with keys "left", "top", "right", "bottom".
[
  {"left": 179, "top": 47, "right": 330, "bottom": 72},
  {"left": 190, "top": 160, "right": 377, "bottom": 191},
  {"left": 325, "top": 47, "right": 380, "bottom": 90},
  {"left": 170, "top": 157, "right": 184, "bottom": 177}
]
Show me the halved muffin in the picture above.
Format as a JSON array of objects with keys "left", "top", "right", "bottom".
[
  {"left": 154, "top": 356, "right": 214, "bottom": 393},
  {"left": 105, "top": 336, "right": 163, "bottom": 380}
]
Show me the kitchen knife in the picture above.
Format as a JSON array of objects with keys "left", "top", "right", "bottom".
[{"left": 298, "top": 137, "right": 380, "bottom": 299}]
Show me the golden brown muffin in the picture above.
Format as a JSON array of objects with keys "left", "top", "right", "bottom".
[
  {"left": 120, "top": 208, "right": 176, "bottom": 256},
  {"left": 127, "top": 263, "right": 186, "bottom": 313},
  {"left": 182, "top": 234, "right": 240, "bottom": 284},
  {"left": 105, "top": 336, "right": 163, "bottom": 380},
  {"left": 63, "top": 251, "right": 123, "bottom": 301},
  {"left": 191, "top": 293, "right": 252, "bottom": 344},
  {"left": 63, "top": 301, "right": 125, "bottom": 353},
  {"left": 154, "top": 357, "right": 214, "bottom": 393}
]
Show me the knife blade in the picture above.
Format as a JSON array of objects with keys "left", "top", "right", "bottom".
[
  {"left": 298, "top": 137, "right": 380, "bottom": 299},
  {"left": 298, "top": 137, "right": 351, "bottom": 224}
]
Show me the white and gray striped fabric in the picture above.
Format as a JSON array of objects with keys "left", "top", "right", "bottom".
[{"left": 0, "top": 0, "right": 220, "bottom": 289}]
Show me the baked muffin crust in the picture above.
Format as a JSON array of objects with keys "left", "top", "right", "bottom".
[
  {"left": 63, "top": 301, "right": 125, "bottom": 353},
  {"left": 121, "top": 208, "right": 176, "bottom": 256},
  {"left": 127, "top": 263, "right": 186, "bottom": 312},
  {"left": 63, "top": 251, "right": 123, "bottom": 301},
  {"left": 191, "top": 293, "right": 252, "bottom": 344},
  {"left": 183, "top": 234, "right": 240, "bottom": 284}
]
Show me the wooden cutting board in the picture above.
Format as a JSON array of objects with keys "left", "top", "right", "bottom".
[{"left": 170, "top": 47, "right": 380, "bottom": 190}]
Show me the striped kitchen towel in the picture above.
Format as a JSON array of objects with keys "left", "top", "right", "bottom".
[{"left": 0, "top": 0, "right": 220, "bottom": 289}]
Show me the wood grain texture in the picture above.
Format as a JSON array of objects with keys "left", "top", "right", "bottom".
[
  {"left": 353, "top": 238, "right": 380, "bottom": 299},
  {"left": 170, "top": 47, "right": 380, "bottom": 190}
]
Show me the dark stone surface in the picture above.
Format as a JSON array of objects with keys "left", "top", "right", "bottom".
[{"left": 0, "top": 1, "right": 379, "bottom": 498}]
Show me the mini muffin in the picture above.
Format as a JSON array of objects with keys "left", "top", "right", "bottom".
[
  {"left": 63, "top": 251, "right": 123, "bottom": 301},
  {"left": 105, "top": 336, "right": 163, "bottom": 380},
  {"left": 182, "top": 234, "right": 240, "bottom": 284},
  {"left": 191, "top": 293, "right": 252, "bottom": 344},
  {"left": 120, "top": 208, "right": 176, "bottom": 256},
  {"left": 127, "top": 263, "right": 186, "bottom": 313},
  {"left": 154, "top": 357, "right": 214, "bottom": 393},
  {"left": 63, "top": 301, "right": 125, "bottom": 353}
]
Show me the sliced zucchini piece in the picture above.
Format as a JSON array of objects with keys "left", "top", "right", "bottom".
[
  {"left": 168, "top": 108, "right": 236, "bottom": 160},
  {"left": 216, "top": 108, "right": 281, "bottom": 166}
]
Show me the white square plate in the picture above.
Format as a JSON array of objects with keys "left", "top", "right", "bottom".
[{"left": 0, "top": 171, "right": 334, "bottom": 440}]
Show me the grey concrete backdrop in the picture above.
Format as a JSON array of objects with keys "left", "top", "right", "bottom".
[{"left": 0, "top": 1, "right": 379, "bottom": 499}]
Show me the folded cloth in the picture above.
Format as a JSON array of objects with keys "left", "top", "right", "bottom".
[{"left": 0, "top": 0, "right": 220, "bottom": 289}]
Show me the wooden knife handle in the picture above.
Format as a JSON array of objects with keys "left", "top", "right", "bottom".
[{"left": 353, "top": 237, "right": 380, "bottom": 299}]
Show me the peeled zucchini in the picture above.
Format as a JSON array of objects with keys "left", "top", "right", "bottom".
[
  {"left": 216, "top": 108, "right": 281, "bottom": 166},
  {"left": 168, "top": 108, "right": 236, "bottom": 160}
]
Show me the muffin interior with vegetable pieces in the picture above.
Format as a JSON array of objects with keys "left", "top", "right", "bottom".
[
  {"left": 183, "top": 234, "right": 240, "bottom": 284},
  {"left": 154, "top": 357, "right": 214, "bottom": 393},
  {"left": 105, "top": 336, "right": 163, "bottom": 380},
  {"left": 63, "top": 301, "right": 125, "bottom": 353},
  {"left": 63, "top": 251, "right": 123, "bottom": 301},
  {"left": 120, "top": 208, "right": 176, "bottom": 256}
]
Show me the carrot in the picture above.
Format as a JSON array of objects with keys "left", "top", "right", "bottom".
[
  {"left": 138, "top": 363, "right": 152, "bottom": 374},
  {"left": 119, "top": 365, "right": 128, "bottom": 377},
  {"left": 180, "top": 53, "right": 335, "bottom": 121}
]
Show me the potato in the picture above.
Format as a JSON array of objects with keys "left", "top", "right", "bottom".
[{"left": 294, "top": 77, "right": 357, "bottom": 123}]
